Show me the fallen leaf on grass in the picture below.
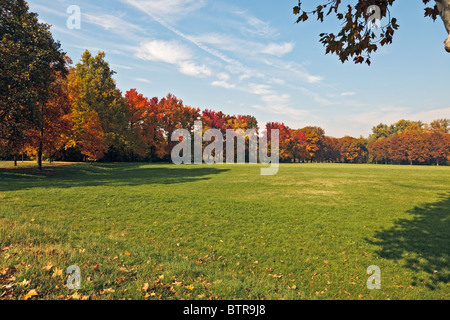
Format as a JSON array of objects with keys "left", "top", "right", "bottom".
[
  {"left": 1, "top": 245, "right": 13, "bottom": 252},
  {"left": 24, "top": 289, "right": 38, "bottom": 300},
  {"left": 52, "top": 267, "right": 63, "bottom": 278},
  {"left": 102, "top": 288, "right": 115, "bottom": 294},
  {"left": 19, "top": 279, "right": 31, "bottom": 287},
  {"left": 70, "top": 292, "right": 81, "bottom": 300},
  {"left": 144, "top": 292, "right": 157, "bottom": 298},
  {"left": 43, "top": 263, "right": 53, "bottom": 272},
  {"left": 142, "top": 283, "right": 149, "bottom": 292}
]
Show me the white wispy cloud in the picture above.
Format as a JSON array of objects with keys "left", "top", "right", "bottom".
[
  {"left": 341, "top": 91, "right": 357, "bottom": 97},
  {"left": 211, "top": 80, "right": 235, "bottom": 89},
  {"left": 211, "top": 73, "right": 235, "bottom": 89},
  {"left": 134, "top": 78, "right": 151, "bottom": 83},
  {"left": 135, "top": 40, "right": 211, "bottom": 77},
  {"left": 262, "top": 42, "right": 295, "bottom": 57},
  {"left": 240, "top": 15, "right": 278, "bottom": 38},
  {"left": 253, "top": 93, "right": 309, "bottom": 120},
  {"left": 136, "top": 40, "right": 191, "bottom": 64},
  {"left": 84, "top": 13, "right": 143, "bottom": 34},
  {"left": 123, "top": 0, "right": 206, "bottom": 21},
  {"left": 178, "top": 61, "right": 212, "bottom": 77},
  {"left": 298, "top": 87, "right": 339, "bottom": 106},
  {"left": 247, "top": 83, "right": 274, "bottom": 95}
]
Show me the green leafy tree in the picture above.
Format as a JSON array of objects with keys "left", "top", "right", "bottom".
[{"left": 0, "top": 0, "right": 66, "bottom": 168}]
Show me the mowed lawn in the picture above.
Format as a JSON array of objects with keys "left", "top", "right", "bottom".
[{"left": 0, "top": 162, "right": 448, "bottom": 300}]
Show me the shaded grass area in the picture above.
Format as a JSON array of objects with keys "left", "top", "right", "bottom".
[{"left": 0, "top": 162, "right": 448, "bottom": 300}]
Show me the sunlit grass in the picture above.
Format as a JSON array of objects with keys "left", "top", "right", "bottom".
[{"left": 0, "top": 162, "right": 448, "bottom": 300}]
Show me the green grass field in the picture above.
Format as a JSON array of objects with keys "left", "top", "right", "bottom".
[{"left": 0, "top": 162, "right": 448, "bottom": 300}]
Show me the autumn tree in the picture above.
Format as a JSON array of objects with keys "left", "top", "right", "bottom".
[
  {"left": 322, "top": 136, "right": 341, "bottom": 163},
  {"left": 426, "top": 130, "right": 450, "bottom": 165},
  {"left": 25, "top": 58, "right": 72, "bottom": 163},
  {"left": 266, "top": 122, "right": 291, "bottom": 162},
  {"left": 293, "top": 0, "right": 450, "bottom": 65},
  {"left": 201, "top": 110, "right": 232, "bottom": 162},
  {"left": 338, "top": 136, "right": 368, "bottom": 163},
  {"left": 368, "top": 137, "right": 391, "bottom": 164},
  {"left": 0, "top": 0, "right": 66, "bottom": 168},
  {"left": 224, "top": 114, "right": 259, "bottom": 163},
  {"left": 159, "top": 93, "right": 200, "bottom": 158},
  {"left": 125, "top": 89, "right": 166, "bottom": 160},
  {"left": 298, "top": 126, "right": 325, "bottom": 162},
  {"left": 67, "top": 50, "right": 128, "bottom": 161}
]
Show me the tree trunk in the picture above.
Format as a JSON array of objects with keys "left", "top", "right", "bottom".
[
  {"left": 37, "top": 128, "right": 43, "bottom": 171},
  {"left": 14, "top": 155, "right": 17, "bottom": 167},
  {"left": 436, "top": 0, "right": 450, "bottom": 51}
]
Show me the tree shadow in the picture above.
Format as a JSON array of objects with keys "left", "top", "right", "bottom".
[
  {"left": 367, "top": 194, "right": 450, "bottom": 289},
  {"left": 0, "top": 163, "right": 230, "bottom": 192}
]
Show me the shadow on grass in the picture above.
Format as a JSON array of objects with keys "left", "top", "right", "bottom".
[
  {"left": 0, "top": 163, "right": 230, "bottom": 192},
  {"left": 367, "top": 194, "right": 450, "bottom": 289}
]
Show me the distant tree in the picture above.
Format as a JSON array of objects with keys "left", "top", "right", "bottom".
[
  {"left": 125, "top": 89, "right": 166, "bottom": 160},
  {"left": 299, "top": 126, "right": 325, "bottom": 162},
  {"left": 368, "top": 137, "right": 391, "bottom": 164},
  {"left": 159, "top": 93, "right": 200, "bottom": 158},
  {"left": 426, "top": 130, "right": 450, "bottom": 165},
  {"left": 428, "top": 118, "right": 450, "bottom": 133},
  {"left": 338, "top": 136, "right": 368, "bottom": 163},
  {"left": 266, "top": 122, "right": 292, "bottom": 162},
  {"left": 322, "top": 136, "right": 341, "bottom": 162}
]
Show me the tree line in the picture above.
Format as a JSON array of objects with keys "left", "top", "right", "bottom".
[{"left": 1, "top": 1, "right": 449, "bottom": 169}]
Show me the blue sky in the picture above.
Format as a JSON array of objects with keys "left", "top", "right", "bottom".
[{"left": 28, "top": 0, "right": 450, "bottom": 138}]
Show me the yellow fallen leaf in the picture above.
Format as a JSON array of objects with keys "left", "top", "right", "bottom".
[
  {"left": 123, "top": 252, "right": 131, "bottom": 256},
  {"left": 52, "top": 267, "right": 63, "bottom": 278},
  {"left": 145, "top": 291, "right": 157, "bottom": 298},
  {"left": 71, "top": 292, "right": 81, "bottom": 300},
  {"left": 19, "top": 279, "right": 31, "bottom": 287},
  {"left": 142, "top": 283, "right": 149, "bottom": 292},
  {"left": 102, "top": 288, "right": 115, "bottom": 294},
  {"left": 24, "top": 289, "right": 38, "bottom": 300},
  {"left": 43, "top": 263, "right": 53, "bottom": 272},
  {"left": 186, "top": 285, "right": 194, "bottom": 290}
]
